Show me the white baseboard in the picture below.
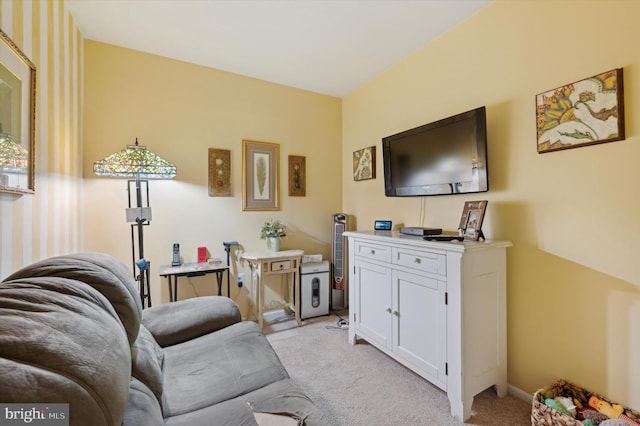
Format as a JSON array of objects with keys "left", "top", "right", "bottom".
[{"left": 508, "top": 384, "right": 533, "bottom": 402}]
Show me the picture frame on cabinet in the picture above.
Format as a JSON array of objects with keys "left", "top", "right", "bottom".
[
  {"left": 242, "top": 140, "right": 280, "bottom": 211},
  {"left": 536, "top": 68, "right": 625, "bottom": 153},
  {"left": 458, "top": 200, "right": 487, "bottom": 241},
  {"left": 0, "top": 29, "right": 36, "bottom": 194}
]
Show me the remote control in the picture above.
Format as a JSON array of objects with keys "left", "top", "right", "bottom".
[{"left": 424, "top": 235, "right": 464, "bottom": 242}]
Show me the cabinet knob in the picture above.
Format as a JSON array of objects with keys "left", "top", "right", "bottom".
[
  {"left": 414, "top": 258, "right": 421, "bottom": 264},
  {"left": 386, "top": 308, "right": 392, "bottom": 314},
  {"left": 392, "top": 310, "right": 399, "bottom": 317},
  {"left": 370, "top": 249, "right": 376, "bottom": 255}
]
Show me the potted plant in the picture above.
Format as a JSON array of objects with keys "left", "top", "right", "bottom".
[{"left": 260, "top": 219, "right": 287, "bottom": 252}]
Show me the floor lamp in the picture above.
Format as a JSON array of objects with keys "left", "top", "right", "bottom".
[{"left": 93, "top": 138, "right": 176, "bottom": 308}]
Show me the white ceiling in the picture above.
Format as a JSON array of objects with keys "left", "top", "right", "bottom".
[{"left": 66, "top": 0, "right": 492, "bottom": 98}]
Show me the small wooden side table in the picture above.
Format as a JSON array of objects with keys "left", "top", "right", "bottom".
[
  {"left": 240, "top": 250, "right": 304, "bottom": 328},
  {"left": 159, "top": 262, "right": 229, "bottom": 302}
]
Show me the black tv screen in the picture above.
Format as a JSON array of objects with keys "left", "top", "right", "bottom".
[{"left": 382, "top": 106, "right": 488, "bottom": 196}]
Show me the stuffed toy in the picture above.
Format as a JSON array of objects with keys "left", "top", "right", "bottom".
[
  {"left": 590, "top": 396, "right": 624, "bottom": 419},
  {"left": 600, "top": 420, "right": 634, "bottom": 426},
  {"left": 545, "top": 398, "right": 572, "bottom": 416},
  {"left": 555, "top": 396, "right": 577, "bottom": 416},
  {"left": 589, "top": 396, "right": 640, "bottom": 426},
  {"left": 578, "top": 407, "right": 610, "bottom": 423}
]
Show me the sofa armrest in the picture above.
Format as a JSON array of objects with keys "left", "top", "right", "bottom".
[{"left": 141, "top": 296, "right": 241, "bottom": 347}]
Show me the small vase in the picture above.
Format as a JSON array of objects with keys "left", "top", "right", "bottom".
[{"left": 267, "top": 237, "right": 280, "bottom": 252}]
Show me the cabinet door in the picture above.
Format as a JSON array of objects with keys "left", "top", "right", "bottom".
[
  {"left": 393, "top": 269, "right": 447, "bottom": 388},
  {"left": 354, "top": 259, "right": 392, "bottom": 349}
]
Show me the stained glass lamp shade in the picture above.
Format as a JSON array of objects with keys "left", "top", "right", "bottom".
[
  {"left": 93, "top": 139, "right": 176, "bottom": 179},
  {"left": 0, "top": 133, "right": 28, "bottom": 172}
]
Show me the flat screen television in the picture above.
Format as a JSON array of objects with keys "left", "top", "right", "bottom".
[{"left": 382, "top": 106, "right": 488, "bottom": 197}]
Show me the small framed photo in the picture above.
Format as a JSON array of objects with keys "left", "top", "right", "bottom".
[{"left": 458, "top": 200, "right": 488, "bottom": 241}]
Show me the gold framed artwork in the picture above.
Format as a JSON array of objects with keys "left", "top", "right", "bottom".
[
  {"left": 536, "top": 68, "right": 625, "bottom": 153},
  {"left": 288, "top": 155, "right": 306, "bottom": 196},
  {"left": 242, "top": 140, "right": 280, "bottom": 211},
  {"left": 0, "top": 29, "right": 36, "bottom": 194},
  {"left": 353, "top": 146, "right": 375, "bottom": 181},
  {"left": 208, "top": 148, "right": 231, "bottom": 196},
  {"left": 458, "top": 200, "right": 487, "bottom": 241}
]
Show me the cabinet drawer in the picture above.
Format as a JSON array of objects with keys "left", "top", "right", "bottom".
[
  {"left": 270, "top": 260, "right": 293, "bottom": 271},
  {"left": 392, "top": 247, "right": 446, "bottom": 275},
  {"left": 354, "top": 241, "right": 390, "bottom": 263}
]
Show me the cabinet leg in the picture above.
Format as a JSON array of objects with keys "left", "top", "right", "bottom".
[
  {"left": 257, "top": 275, "right": 264, "bottom": 329},
  {"left": 292, "top": 273, "right": 301, "bottom": 327},
  {"left": 348, "top": 329, "right": 357, "bottom": 345},
  {"left": 449, "top": 394, "right": 474, "bottom": 422},
  {"left": 494, "top": 381, "right": 507, "bottom": 398}
]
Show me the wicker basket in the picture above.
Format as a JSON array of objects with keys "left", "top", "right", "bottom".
[{"left": 531, "top": 379, "right": 640, "bottom": 425}]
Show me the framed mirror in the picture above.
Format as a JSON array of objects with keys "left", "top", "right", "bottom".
[{"left": 0, "top": 29, "right": 36, "bottom": 194}]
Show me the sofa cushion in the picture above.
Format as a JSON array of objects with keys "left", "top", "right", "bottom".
[
  {"left": 2, "top": 252, "right": 142, "bottom": 346},
  {"left": 142, "top": 296, "right": 241, "bottom": 347},
  {"left": 123, "top": 378, "right": 164, "bottom": 426},
  {"left": 0, "top": 276, "right": 131, "bottom": 425},
  {"left": 160, "top": 321, "right": 289, "bottom": 417},
  {"left": 131, "top": 325, "right": 164, "bottom": 403},
  {"left": 163, "top": 379, "right": 326, "bottom": 426}
]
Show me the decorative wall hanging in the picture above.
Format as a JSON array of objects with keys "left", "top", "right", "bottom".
[
  {"left": 242, "top": 140, "right": 280, "bottom": 211},
  {"left": 288, "top": 155, "right": 306, "bottom": 196},
  {"left": 0, "top": 29, "right": 36, "bottom": 194},
  {"left": 458, "top": 200, "right": 487, "bottom": 241},
  {"left": 353, "top": 146, "right": 375, "bottom": 181},
  {"left": 208, "top": 148, "right": 231, "bottom": 196},
  {"left": 536, "top": 68, "right": 624, "bottom": 153}
]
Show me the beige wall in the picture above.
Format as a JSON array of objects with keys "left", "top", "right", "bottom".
[
  {"left": 82, "top": 41, "right": 342, "bottom": 316},
  {"left": 343, "top": 0, "right": 639, "bottom": 405},
  {"left": 0, "top": 0, "right": 83, "bottom": 280}
]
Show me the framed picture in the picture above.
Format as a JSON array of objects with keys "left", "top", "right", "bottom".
[
  {"left": 536, "top": 68, "right": 625, "bottom": 153},
  {"left": 0, "top": 29, "right": 36, "bottom": 194},
  {"left": 208, "top": 148, "right": 231, "bottom": 197},
  {"left": 458, "top": 200, "right": 488, "bottom": 241},
  {"left": 353, "top": 146, "right": 375, "bottom": 181},
  {"left": 288, "top": 155, "right": 306, "bottom": 196},
  {"left": 242, "top": 140, "right": 280, "bottom": 211}
]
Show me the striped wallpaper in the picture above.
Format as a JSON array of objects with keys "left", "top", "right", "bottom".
[{"left": 0, "top": 0, "right": 83, "bottom": 280}]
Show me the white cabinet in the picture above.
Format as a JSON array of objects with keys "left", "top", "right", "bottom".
[
  {"left": 353, "top": 259, "right": 392, "bottom": 348},
  {"left": 346, "top": 231, "right": 511, "bottom": 422}
]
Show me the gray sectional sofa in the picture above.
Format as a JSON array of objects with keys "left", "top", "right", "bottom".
[{"left": 0, "top": 252, "right": 325, "bottom": 425}]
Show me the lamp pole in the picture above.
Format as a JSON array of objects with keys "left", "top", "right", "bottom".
[{"left": 128, "top": 177, "right": 152, "bottom": 308}]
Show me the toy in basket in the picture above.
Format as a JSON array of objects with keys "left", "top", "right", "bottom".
[{"left": 532, "top": 379, "right": 640, "bottom": 426}]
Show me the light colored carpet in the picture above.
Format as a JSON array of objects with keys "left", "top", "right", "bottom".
[{"left": 265, "top": 312, "right": 532, "bottom": 425}]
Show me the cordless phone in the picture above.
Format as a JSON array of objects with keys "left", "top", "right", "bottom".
[{"left": 172, "top": 243, "right": 181, "bottom": 266}]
